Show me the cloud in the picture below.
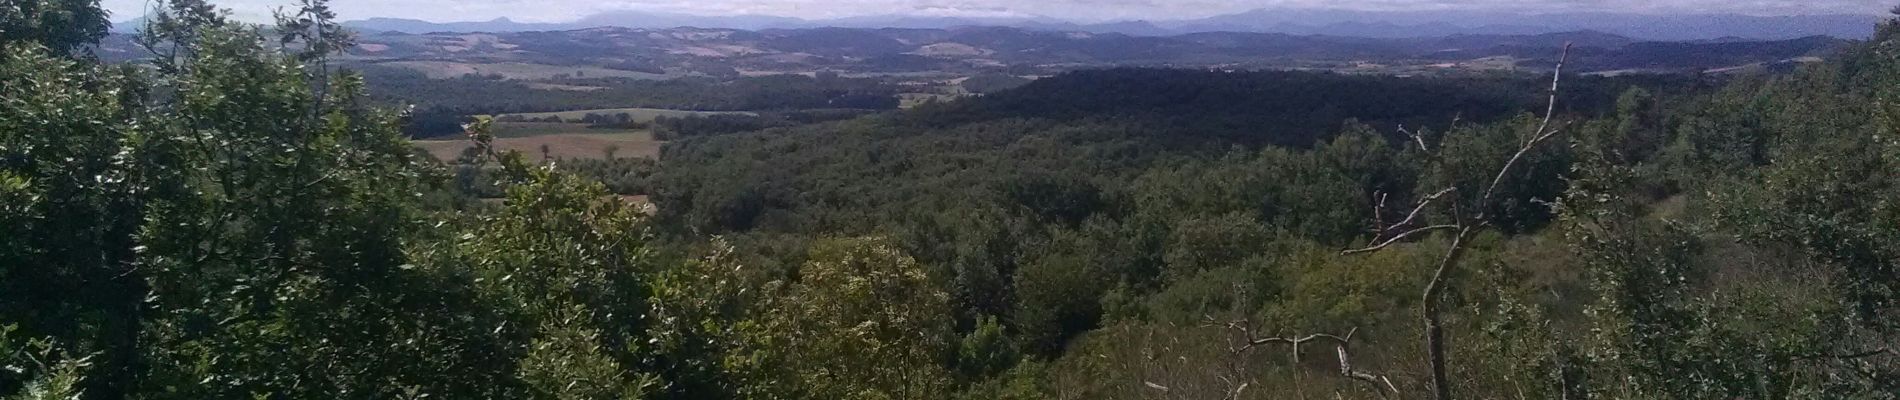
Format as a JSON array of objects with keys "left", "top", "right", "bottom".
[{"left": 103, "top": 0, "right": 1894, "bottom": 23}]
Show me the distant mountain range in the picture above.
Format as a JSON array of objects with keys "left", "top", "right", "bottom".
[
  {"left": 249, "top": 24, "right": 1841, "bottom": 80},
  {"left": 321, "top": 9, "right": 1882, "bottom": 41}
]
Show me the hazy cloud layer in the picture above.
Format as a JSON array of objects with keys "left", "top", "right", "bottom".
[{"left": 101, "top": 0, "right": 1893, "bottom": 23}]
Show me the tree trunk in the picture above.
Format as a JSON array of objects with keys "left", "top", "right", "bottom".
[{"left": 1422, "top": 228, "right": 1471, "bottom": 400}]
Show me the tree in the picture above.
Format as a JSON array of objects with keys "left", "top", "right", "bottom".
[
  {"left": 1548, "top": 70, "right": 1900, "bottom": 396},
  {"left": 0, "top": 325, "right": 91, "bottom": 400},
  {"left": 4, "top": 1, "right": 599, "bottom": 397},
  {"left": 0, "top": 0, "right": 110, "bottom": 52},
  {"left": 1339, "top": 44, "right": 1573, "bottom": 399},
  {"left": 518, "top": 306, "right": 656, "bottom": 400},
  {"left": 1013, "top": 252, "right": 1109, "bottom": 355},
  {"left": 740, "top": 237, "right": 955, "bottom": 399},
  {"left": 1, "top": 23, "right": 152, "bottom": 398},
  {"left": 957, "top": 315, "right": 1019, "bottom": 380}
]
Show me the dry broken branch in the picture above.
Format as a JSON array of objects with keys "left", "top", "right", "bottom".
[
  {"left": 1386, "top": 187, "right": 1457, "bottom": 236},
  {"left": 1399, "top": 113, "right": 1463, "bottom": 153},
  {"left": 1419, "top": 226, "right": 1472, "bottom": 400},
  {"left": 1344, "top": 187, "right": 1457, "bottom": 255},
  {"left": 1216, "top": 322, "right": 1400, "bottom": 398},
  {"left": 1343, "top": 224, "right": 1459, "bottom": 255},
  {"left": 1338, "top": 346, "right": 1400, "bottom": 394},
  {"left": 1372, "top": 192, "right": 1389, "bottom": 234},
  {"left": 1398, "top": 124, "right": 1430, "bottom": 152},
  {"left": 1480, "top": 43, "right": 1572, "bottom": 207},
  {"left": 1240, "top": 332, "right": 1353, "bottom": 349}
]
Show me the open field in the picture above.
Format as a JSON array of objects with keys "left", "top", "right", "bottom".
[
  {"left": 898, "top": 93, "right": 966, "bottom": 108},
  {"left": 499, "top": 108, "right": 755, "bottom": 122},
  {"left": 524, "top": 82, "right": 607, "bottom": 91},
  {"left": 416, "top": 130, "right": 662, "bottom": 161},
  {"left": 378, "top": 61, "right": 683, "bottom": 80},
  {"left": 414, "top": 108, "right": 749, "bottom": 162},
  {"left": 481, "top": 122, "right": 625, "bottom": 138}
]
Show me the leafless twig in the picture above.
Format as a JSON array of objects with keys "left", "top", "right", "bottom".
[
  {"left": 1215, "top": 320, "right": 1400, "bottom": 398},
  {"left": 1481, "top": 43, "right": 1573, "bottom": 207},
  {"left": 1386, "top": 188, "right": 1457, "bottom": 237},
  {"left": 1343, "top": 224, "right": 1459, "bottom": 255},
  {"left": 1398, "top": 124, "right": 1430, "bottom": 152},
  {"left": 1344, "top": 187, "right": 1457, "bottom": 255}
]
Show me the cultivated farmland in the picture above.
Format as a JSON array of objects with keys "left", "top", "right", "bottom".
[
  {"left": 497, "top": 107, "right": 754, "bottom": 122},
  {"left": 415, "top": 126, "right": 663, "bottom": 161},
  {"left": 378, "top": 61, "right": 685, "bottom": 80}
]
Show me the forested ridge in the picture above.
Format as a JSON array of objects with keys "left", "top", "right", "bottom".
[{"left": 5, "top": 0, "right": 1900, "bottom": 399}]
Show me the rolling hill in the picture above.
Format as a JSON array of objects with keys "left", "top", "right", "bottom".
[
  {"left": 329, "top": 9, "right": 1880, "bottom": 41},
  {"left": 313, "top": 26, "right": 1849, "bottom": 78}
]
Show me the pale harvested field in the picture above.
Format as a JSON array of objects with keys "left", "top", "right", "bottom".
[
  {"left": 382, "top": 61, "right": 679, "bottom": 80},
  {"left": 416, "top": 108, "right": 744, "bottom": 162},
  {"left": 416, "top": 131, "right": 662, "bottom": 161},
  {"left": 483, "top": 122, "right": 613, "bottom": 138},
  {"left": 499, "top": 108, "right": 753, "bottom": 122}
]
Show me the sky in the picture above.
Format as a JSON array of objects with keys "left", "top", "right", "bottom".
[{"left": 100, "top": 0, "right": 1894, "bottom": 24}]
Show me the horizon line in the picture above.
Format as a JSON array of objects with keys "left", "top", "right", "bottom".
[{"left": 110, "top": 6, "right": 1890, "bottom": 26}]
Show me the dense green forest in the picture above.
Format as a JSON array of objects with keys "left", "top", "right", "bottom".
[{"left": 6, "top": 0, "right": 1900, "bottom": 399}]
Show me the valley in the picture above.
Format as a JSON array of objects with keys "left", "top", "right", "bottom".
[
  {"left": 14, "top": 0, "right": 1900, "bottom": 398},
  {"left": 330, "top": 26, "right": 1845, "bottom": 79}
]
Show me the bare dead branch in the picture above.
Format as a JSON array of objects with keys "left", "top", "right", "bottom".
[
  {"left": 1352, "top": 187, "right": 1458, "bottom": 253},
  {"left": 1328, "top": 44, "right": 1574, "bottom": 400},
  {"left": 1215, "top": 324, "right": 1399, "bottom": 398},
  {"left": 1291, "top": 337, "right": 1306, "bottom": 400},
  {"left": 1481, "top": 43, "right": 1572, "bottom": 206},
  {"left": 1372, "top": 191, "right": 1389, "bottom": 234},
  {"left": 1144, "top": 381, "right": 1171, "bottom": 392},
  {"left": 1421, "top": 226, "right": 1473, "bottom": 400},
  {"left": 1342, "top": 224, "right": 1459, "bottom": 255},
  {"left": 1242, "top": 332, "right": 1354, "bottom": 349},
  {"left": 1338, "top": 345, "right": 1400, "bottom": 395},
  {"left": 1387, "top": 187, "right": 1456, "bottom": 235},
  {"left": 1398, "top": 124, "right": 1430, "bottom": 152},
  {"left": 1531, "top": 44, "right": 1571, "bottom": 143}
]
